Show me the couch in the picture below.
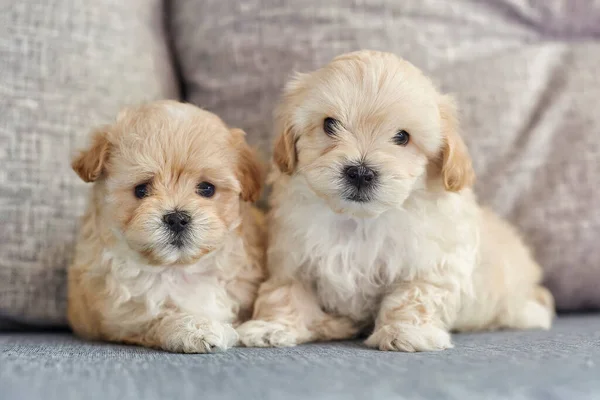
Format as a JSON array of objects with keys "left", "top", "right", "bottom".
[
  {"left": 1, "top": 1, "right": 599, "bottom": 399},
  {"left": 1, "top": 315, "right": 599, "bottom": 400}
]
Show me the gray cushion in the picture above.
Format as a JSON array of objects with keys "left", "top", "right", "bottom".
[
  {"left": 1, "top": 314, "right": 599, "bottom": 399},
  {"left": 171, "top": 0, "right": 600, "bottom": 310},
  {"left": 0, "top": 0, "right": 179, "bottom": 325}
]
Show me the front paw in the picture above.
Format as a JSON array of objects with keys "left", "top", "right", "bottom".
[
  {"left": 365, "top": 323, "right": 453, "bottom": 352},
  {"left": 236, "top": 320, "right": 298, "bottom": 347},
  {"left": 168, "top": 320, "right": 239, "bottom": 353}
]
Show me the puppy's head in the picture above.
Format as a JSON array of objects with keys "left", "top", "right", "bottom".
[
  {"left": 273, "top": 50, "right": 474, "bottom": 217},
  {"left": 72, "top": 101, "right": 263, "bottom": 266}
]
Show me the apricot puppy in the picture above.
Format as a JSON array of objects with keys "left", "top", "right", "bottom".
[
  {"left": 237, "top": 51, "right": 554, "bottom": 351},
  {"left": 68, "top": 101, "right": 265, "bottom": 353}
]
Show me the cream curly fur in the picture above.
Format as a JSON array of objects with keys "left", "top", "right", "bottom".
[
  {"left": 68, "top": 101, "right": 266, "bottom": 353},
  {"left": 237, "top": 51, "right": 554, "bottom": 352}
]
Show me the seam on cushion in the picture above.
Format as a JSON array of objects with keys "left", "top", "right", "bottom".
[{"left": 162, "top": 0, "right": 185, "bottom": 101}]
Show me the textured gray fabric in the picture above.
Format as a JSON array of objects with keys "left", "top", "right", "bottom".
[
  {"left": 3, "top": 0, "right": 599, "bottom": 328},
  {"left": 0, "top": 0, "right": 179, "bottom": 325},
  {"left": 171, "top": 0, "right": 600, "bottom": 310},
  {"left": 1, "top": 315, "right": 599, "bottom": 400}
]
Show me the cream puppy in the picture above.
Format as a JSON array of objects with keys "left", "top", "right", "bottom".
[
  {"left": 237, "top": 51, "right": 554, "bottom": 352},
  {"left": 68, "top": 101, "right": 265, "bottom": 353}
]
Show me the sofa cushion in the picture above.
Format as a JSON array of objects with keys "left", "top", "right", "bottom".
[
  {"left": 170, "top": 0, "right": 600, "bottom": 310},
  {"left": 0, "top": 0, "right": 179, "bottom": 325},
  {"left": 1, "top": 315, "right": 599, "bottom": 399}
]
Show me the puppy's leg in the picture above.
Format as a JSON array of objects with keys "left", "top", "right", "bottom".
[
  {"left": 366, "top": 280, "right": 459, "bottom": 352},
  {"left": 237, "top": 278, "right": 359, "bottom": 347},
  {"left": 120, "top": 312, "right": 238, "bottom": 353},
  {"left": 495, "top": 286, "right": 555, "bottom": 331},
  {"left": 464, "top": 208, "right": 555, "bottom": 332}
]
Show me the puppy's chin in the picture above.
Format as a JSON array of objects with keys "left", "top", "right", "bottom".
[
  {"left": 325, "top": 196, "right": 395, "bottom": 219},
  {"left": 122, "top": 227, "right": 219, "bottom": 267},
  {"left": 137, "top": 242, "right": 211, "bottom": 267},
  {"left": 305, "top": 181, "right": 398, "bottom": 218},
  {"left": 302, "top": 172, "right": 411, "bottom": 219}
]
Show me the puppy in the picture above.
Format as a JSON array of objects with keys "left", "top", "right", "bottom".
[
  {"left": 237, "top": 51, "right": 554, "bottom": 351},
  {"left": 68, "top": 100, "right": 266, "bottom": 353}
]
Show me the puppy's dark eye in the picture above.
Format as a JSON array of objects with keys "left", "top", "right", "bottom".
[
  {"left": 134, "top": 183, "right": 149, "bottom": 199},
  {"left": 197, "top": 182, "right": 216, "bottom": 198},
  {"left": 323, "top": 117, "right": 339, "bottom": 136},
  {"left": 393, "top": 130, "right": 410, "bottom": 146}
]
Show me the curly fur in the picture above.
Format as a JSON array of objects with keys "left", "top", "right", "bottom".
[
  {"left": 68, "top": 101, "right": 266, "bottom": 353},
  {"left": 238, "top": 51, "right": 554, "bottom": 352}
]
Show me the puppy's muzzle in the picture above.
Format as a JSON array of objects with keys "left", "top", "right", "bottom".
[{"left": 341, "top": 163, "right": 378, "bottom": 202}]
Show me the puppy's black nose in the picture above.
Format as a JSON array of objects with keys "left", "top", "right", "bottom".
[
  {"left": 344, "top": 164, "right": 376, "bottom": 189},
  {"left": 163, "top": 211, "right": 191, "bottom": 234}
]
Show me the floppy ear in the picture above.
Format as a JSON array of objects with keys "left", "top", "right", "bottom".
[
  {"left": 272, "top": 121, "right": 296, "bottom": 175},
  {"left": 71, "top": 127, "right": 111, "bottom": 183},
  {"left": 439, "top": 95, "right": 475, "bottom": 191},
  {"left": 273, "top": 72, "right": 310, "bottom": 175},
  {"left": 231, "top": 129, "right": 264, "bottom": 202}
]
